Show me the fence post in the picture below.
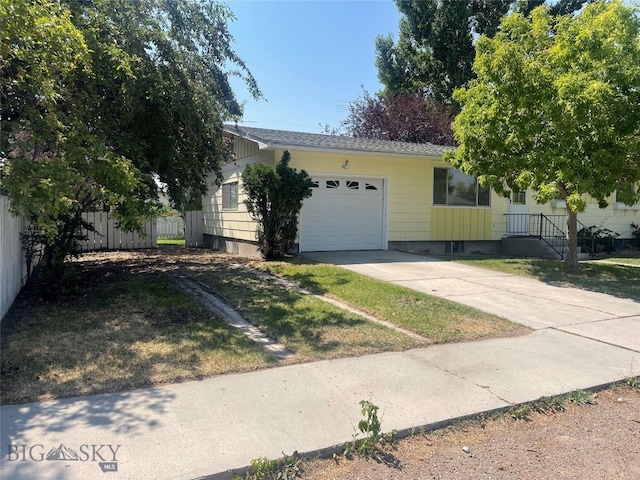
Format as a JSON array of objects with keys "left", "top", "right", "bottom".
[
  {"left": 539, "top": 213, "right": 543, "bottom": 238},
  {"left": 185, "top": 211, "right": 204, "bottom": 247}
]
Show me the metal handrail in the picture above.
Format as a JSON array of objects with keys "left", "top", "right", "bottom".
[{"left": 504, "top": 213, "right": 566, "bottom": 259}]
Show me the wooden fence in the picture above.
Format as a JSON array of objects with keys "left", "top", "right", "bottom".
[
  {"left": 78, "top": 212, "right": 157, "bottom": 251},
  {"left": 1, "top": 195, "right": 28, "bottom": 320},
  {"left": 1, "top": 206, "right": 200, "bottom": 321},
  {"left": 185, "top": 210, "right": 203, "bottom": 247},
  {"left": 156, "top": 215, "right": 185, "bottom": 238}
]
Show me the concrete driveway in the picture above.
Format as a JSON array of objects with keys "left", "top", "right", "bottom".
[{"left": 303, "top": 250, "right": 640, "bottom": 352}]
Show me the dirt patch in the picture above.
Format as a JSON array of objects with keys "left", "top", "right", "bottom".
[{"left": 300, "top": 386, "right": 640, "bottom": 480}]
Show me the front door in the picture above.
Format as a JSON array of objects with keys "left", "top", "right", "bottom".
[{"left": 507, "top": 189, "right": 530, "bottom": 235}]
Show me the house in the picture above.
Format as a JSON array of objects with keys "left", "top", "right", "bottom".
[{"left": 200, "top": 125, "right": 639, "bottom": 257}]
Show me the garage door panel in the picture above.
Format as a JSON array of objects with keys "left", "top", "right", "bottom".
[{"left": 300, "top": 176, "right": 385, "bottom": 252}]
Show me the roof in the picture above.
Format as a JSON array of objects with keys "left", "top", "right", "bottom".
[{"left": 224, "top": 125, "right": 454, "bottom": 157}]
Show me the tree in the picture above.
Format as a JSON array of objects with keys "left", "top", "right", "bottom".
[
  {"left": 242, "top": 151, "right": 313, "bottom": 260},
  {"left": 445, "top": 1, "right": 640, "bottom": 269},
  {"left": 1, "top": 0, "right": 259, "bottom": 280},
  {"left": 376, "top": 0, "right": 589, "bottom": 105},
  {"left": 340, "top": 89, "right": 455, "bottom": 145}
]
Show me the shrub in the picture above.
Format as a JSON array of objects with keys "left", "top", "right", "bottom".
[
  {"left": 242, "top": 151, "right": 313, "bottom": 260},
  {"left": 631, "top": 222, "right": 640, "bottom": 249},
  {"left": 577, "top": 225, "right": 619, "bottom": 256}
]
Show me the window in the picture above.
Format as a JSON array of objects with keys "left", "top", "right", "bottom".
[
  {"left": 222, "top": 182, "right": 238, "bottom": 210},
  {"left": 326, "top": 180, "right": 340, "bottom": 189},
  {"left": 512, "top": 191, "right": 526, "bottom": 205},
  {"left": 433, "top": 168, "right": 490, "bottom": 207}
]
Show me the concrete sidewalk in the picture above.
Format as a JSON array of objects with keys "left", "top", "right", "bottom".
[{"left": 2, "top": 252, "right": 639, "bottom": 479}]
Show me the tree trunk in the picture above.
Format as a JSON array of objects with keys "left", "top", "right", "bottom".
[{"left": 565, "top": 209, "right": 579, "bottom": 270}]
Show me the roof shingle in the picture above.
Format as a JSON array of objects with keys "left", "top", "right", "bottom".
[{"left": 224, "top": 125, "right": 453, "bottom": 157}]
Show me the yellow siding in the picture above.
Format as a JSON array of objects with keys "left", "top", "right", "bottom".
[
  {"left": 205, "top": 138, "right": 638, "bottom": 246},
  {"left": 430, "top": 207, "right": 493, "bottom": 241},
  {"left": 267, "top": 148, "right": 511, "bottom": 242},
  {"left": 274, "top": 148, "right": 443, "bottom": 242},
  {"left": 202, "top": 150, "right": 275, "bottom": 240}
]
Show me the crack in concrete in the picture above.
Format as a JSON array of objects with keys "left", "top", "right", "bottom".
[
  {"left": 550, "top": 327, "right": 640, "bottom": 354},
  {"left": 404, "top": 351, "right": 513, "bottom": 406}
]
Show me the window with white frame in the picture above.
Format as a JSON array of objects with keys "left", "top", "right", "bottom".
[
  {"left": 222, "top": 182, "right": 238, "bottom": 210},
  {"left": 433, "top": 168, "right": 490, "bottom": 206}
]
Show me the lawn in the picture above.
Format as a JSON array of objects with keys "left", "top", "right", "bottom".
[
  {"left": 157, "top": 237, "right": 185, "bottom": 246},
  {"left": 251, "top": 258, "right": 527, "bottom": 343},
  {"left": 590, "top": 256, "right": 640, "bottom": 267},
  {"left": 453, "top": 257, "right": 640, "bottom": 300},
  {"left": 0, "top": 272, "right": 274, "bottom": 405},
  {"left": 1, "top": 249, "right": 529, "bottom": 405},
  {"left": 189, "top": 269, "right": 425, "bottom": 361}
]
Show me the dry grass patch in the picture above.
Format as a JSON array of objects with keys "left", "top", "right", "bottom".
[{"left": 1, "top": 274, "right": 274, "bottom": 405}]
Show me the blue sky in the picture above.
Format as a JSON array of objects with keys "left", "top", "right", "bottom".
[{"left": 226, "top": 0, "right": 401, "bottom": 133}]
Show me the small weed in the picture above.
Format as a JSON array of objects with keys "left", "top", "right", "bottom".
[
  {"left": 356, "top": 399, "right": 383, "bottom": 455},
  {"left": 565, "top": 390, "right": 596, "bottom": 406},
  {"left": 624, "top": 375, "right": 639, "bottom": 390},
  {"left": 511, "top": 390, "right": 595, "bottom": 421},
  {"left": 240, "top": 452, "right": 302, "bottom": 480},
  {"left": 344, "top": 399, "right": 397, "bottom": 459}
]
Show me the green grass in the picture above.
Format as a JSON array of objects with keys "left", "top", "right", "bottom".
[
  {"left": 0, "top": 275, "right": 274, "bottom": 404},
  {"left": 251, "top": 259, "right": 527, "bottom": 343},
  {"left": 591, "top": 256, "right": 640, "bottom": 266},
  {"left": 192, "top": 269, "right": 425, "bottom": 361},
  {"left": 157, "top": 237, "right": 185, "bottom": 246},
  {"left": 454, "top": 257, "right": 640, "bottom": 300}
]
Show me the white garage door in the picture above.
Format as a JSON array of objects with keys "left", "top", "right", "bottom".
[{"left": 299, "top": 176, "right": 385, "bottom": 251}]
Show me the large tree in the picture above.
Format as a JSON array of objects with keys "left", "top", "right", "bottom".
[
  {"left": 376, "top": 0, "right": 589, "bottom": 105},
  {"left": 340, "top": 90, "right": 455, "bottom": 145},
  {"left": 1, "top": 0, "right": 259, "bottom": 277},
  {"left": 446, "top": 0, "right": 640, "bottom": 269}
]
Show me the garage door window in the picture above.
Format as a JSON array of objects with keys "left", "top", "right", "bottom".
[
  {"left": 433, "top": 168, "right": 490, "bottom": 207},
  {"left": 222, "top": 182, "right": 238, "bottom": 210}
]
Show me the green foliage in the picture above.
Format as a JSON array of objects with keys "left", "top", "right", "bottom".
[
  {"left": 355, "top": 400, "right": 383, "bottom": 455},
  {"left": 242, "top": 151, "right": 313, "bottom": 260},
  {"left": 343, "top": 399, "right": 396, "bottom": 458},
  {"left": 446, "top": 1, "right": 640, "bottom": 268},
  {"left": 242, "top": 453, "right": 301, "bottom": 480},
  {"left": 1, "top": 0, "right": 259, "bottom": 279},
  {"left": 577, "top": 225, "right": 619, "bottom": 256},
  {"left": 624, "top": 375, "right": 639, "bottom": 389},
  {"left": 376, "top": 0, "right": 586, "bottom": 104}
]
